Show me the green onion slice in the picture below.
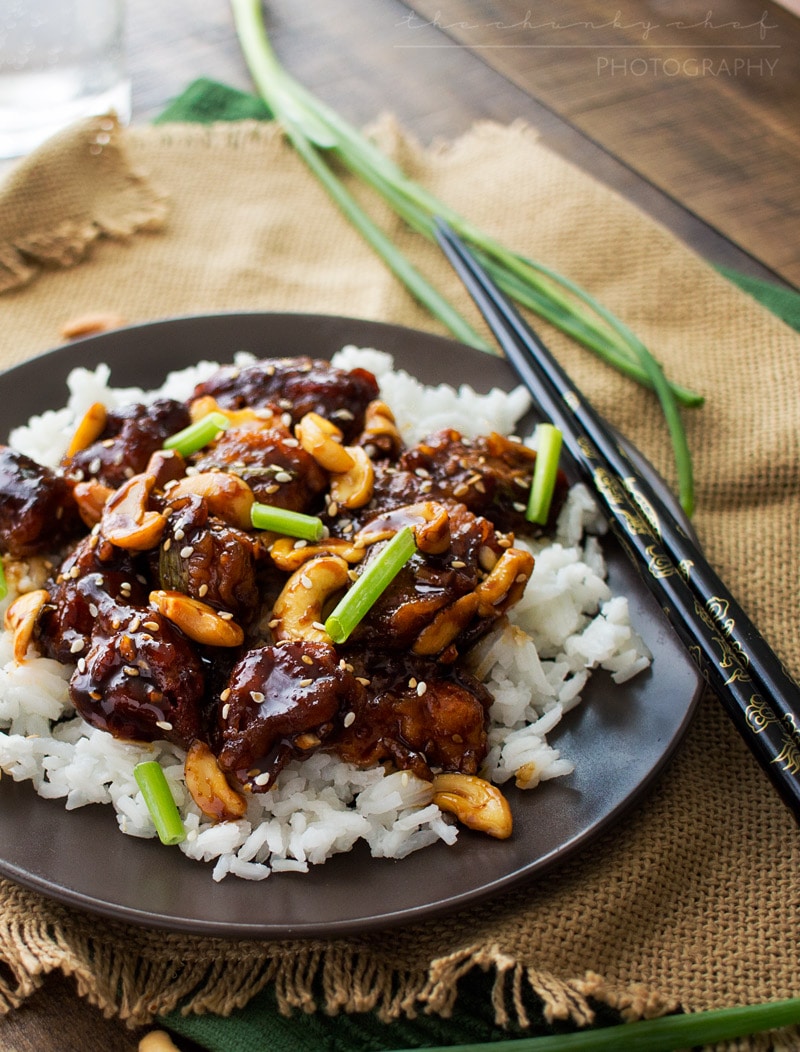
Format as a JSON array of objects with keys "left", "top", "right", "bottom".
[
  {"left": 0, "top": 558, "right": 6, "bottom": 602},
  {"left": 526, "top": 424, "right": 563, "bottom": 526},
  {"left": 134, "top": 760, "right": 186, "bottom": 845},
  {"left": 325, "top": 525, "right": 417, "bottom": 644},
  {"left": 251, "top": 502, "right": 325, "bottom": 541},
  {"left": 163, "top": 412, "right": 230, "bottom": 457}
]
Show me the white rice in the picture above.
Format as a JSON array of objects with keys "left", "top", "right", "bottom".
[{"left": 0, "top": 347, "right": 651, "bottom": 880}]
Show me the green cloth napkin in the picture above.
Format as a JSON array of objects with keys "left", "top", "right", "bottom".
[{"left": 153, "top": 78, "right": 800, "bottom": 1052}]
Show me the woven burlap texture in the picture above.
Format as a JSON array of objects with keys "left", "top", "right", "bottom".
[{"left": 0, "top": 115, "right": 798, "bottom": 1041}]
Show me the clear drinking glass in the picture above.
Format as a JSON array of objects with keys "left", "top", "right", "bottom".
[{"left": 0, "top": 0, "right": 130, "bottom": 159}]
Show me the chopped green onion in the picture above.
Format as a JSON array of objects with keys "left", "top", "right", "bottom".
[
  {"left": 0, "top": 558, "right": 6, "bottom": 601},
  {"left": 381, "top": 996, "right": 800, "bottom": 1052},
  {"left": 325, "top": 525, "right": 417, "bottom": 644},
  {"left": 133, "top": 761, "right": 186, "bottom": 846},
  {"left": 526, "top": 424, "right": 563, "bottom": 526},
  {"left": 251, "top": 502, "right": 325, "bottom": 541},
  {"left": 230, "top": 0, "right": 702, "bottom": 515},
  {"left": 162, "top": 412, "right": 230, "bottom": 457}
]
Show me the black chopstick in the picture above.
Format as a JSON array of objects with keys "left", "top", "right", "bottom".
[{"left": 435, "top": 217, "right": 800, "bottom": 822}]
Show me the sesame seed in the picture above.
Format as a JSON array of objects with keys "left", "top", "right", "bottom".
[
  {"left": 301, "top": 654, "right": 313, "bottom": 665},
  {"left": 293, "top": 539, "right": 308, "bottom": 549},
  {"left": 221, "top": 703, "right": 230, "bottom": 720},
  {"left": 299, "top": 678, "right": 313, "bottom": 687},
  {"left": 69, "top": 566, "right": 81, "bottom": 579},
  {"left": 408, "top": 677, "right": 417, "bottom": 689},
  {"left": 174, "top": 528, "right": 185, "bottom": 541},
  {"left": 89, "top": 603, "right": 99, "bottom": 617},
  {"left": 254, "top": 771, "right": 271, "bottom": 786},
  {"left": 512, "top": 502, "right": 526, "bottom": 513},
  {"left": 414, "top": 467, "right": 430, "bottom": 478},
  {"left": 401, "top": 772, "right": 409, "bottom": 787},
  {"left": 312, "top": 621, "right": 326, "bottom": 631},
  {"left": 274, "top": 471, "right": 292, "bottom": 483},
  {"left": 220, "top": 687, "right": 231, "bottom": 702},
  {"left": 264, "top": 484, "right": 280, "bottom": 495},
  {"left": 327, "top": 501, "right": 339, "bottom": 518},
  {"left": 343, "top": 711, "right": 356, "bottom": 728},
  {"left": 416, "top": 681, "right": 428, "bottom": 696},
  {"left": 219, "top": 611, "right": 234, "bottom": 620},
  {"left": 356, "top": 676, "right": 371, "bottom": 686},
  {"left": 123, "top": 666, "right": 140, "bottom": 676},
  {"left": 143, "top": 620, "right": 159, "bottom": 631},
  {"left": 453, "top": 483, "right": 469, "bottom": 498},
  {"left": 180, "top": 545, "right": 193, "bottom": 559},
  {"left": 90, "top": 691, "right": 102, "bottom": 700},
  {"left": 163, "top": 538, "right": 172, "bottom": 551},
  {"left": 88, "top": 457, "right": 101, "bottom": 475},
  {"left": 198, "top": 584, "right": 208, "bottom": 597},
  {"left": 129, "top": 615, "right": 141, "bottom": 632},
  {"left": 300, "top": 574, "right": 312, "bottom": 589},
  {"left": 268, "top": 618, "right": 280, "bottom": 629},
  {"left": 515, "top": 573, "right": 529, "bottom": 583},
  {"left": 156, "top": 720, "right": 173, "bottom": 731},
  {"left": 77, "top": 658, "right": 86, "bottom": 673},
  {"left": 452, "top": 733, "right": 463, "bottom": 743},
  {"left": 451, "top": 560, "right": 466, "bottom": 569},
  {"left": 250, "top": 691, "right": 265, "bottom": 703}
]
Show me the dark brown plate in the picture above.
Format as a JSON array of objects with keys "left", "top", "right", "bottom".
[{"left": 0, "top": 313, "right": 703, "bottom": 937}]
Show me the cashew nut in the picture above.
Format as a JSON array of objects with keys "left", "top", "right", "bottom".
[
  {"left": 72, "top": 478, "right": 114, "bottom": 527},
  {"left": 412, "top": 593, "right": 479, "bottom": 656},
  {"left": 295, "top": 412, "right": 354, "bottom": 473},
  {"left": 149, "top": 590, "right": 244, "bottom": 647},
  {"left": 355, "top": 501, "right": 450, "bottom": 555},
  {"left": 102, "top": 473, "right": 166, "bottom": 550},
  {"left": 431, "top": 773, "right": 513, "bottom": 839},
  {"left": 360, "top": 399, "right": 402, "bottom": 457},
  {"left": 65, "top": 401, "right": 107, "bottom": 457},
  {"left": 184, "top": 739, "right": 247, "bottom": 821},
  {"left": 166, "top": 472, "right": 255, "bottom": 530},
  {"left": 4, "top": 588, "right": 49, "bottom": 663},
  {"left": 271, "top": 555, "right": 349, "bottom": 643},
  {"left": 189, "top": 395, "right": 274, "bottom": 430},
  {"left": 329, "top": 444, "right": 374, "bottom": 509},
  {"left": 270, "top": 536, "right": 364, "bottom": 572},
  {"left": 474, "top": 547, "right": 535, "bottom": 616}
]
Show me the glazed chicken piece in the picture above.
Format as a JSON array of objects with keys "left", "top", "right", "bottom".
[
  {"left": 156, "top": 492, "right": 264, "bottom": 619},
  {"left": 216, "top": 640, "right": 367, "bottom": 789},
  {"left": 192, "top": 422, "right": 328, "bottom": 513},
  {"left": 36, "top": 532, "right": 206, "bottom": 747},
  {"left": 191, "top": 357, "right": 379, "bottom": 443},
  {"left": 62, "top": 398, "right": 191, "bottom": 489},
  {"left": 399, "top": 429, "right": 568, "bottom": 532},
  {"left": 0, "top": 446, "right": 82, "bottom": 557}
]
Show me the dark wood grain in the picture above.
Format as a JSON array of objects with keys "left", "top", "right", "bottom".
[
  {"left": 2, "top": 0, "right": 798, "bottom": 1049},
  {"left": 397, "top": 0, "right": 800, "bottom": 286}
]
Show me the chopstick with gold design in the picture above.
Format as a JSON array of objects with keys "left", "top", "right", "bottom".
[{"left": 435, "top": 218, "right": 800, "bottom": 821}]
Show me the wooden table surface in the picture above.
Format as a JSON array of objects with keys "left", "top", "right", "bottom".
[{"left": 2, "top": 0, "right": 798, "bottom": 1049}]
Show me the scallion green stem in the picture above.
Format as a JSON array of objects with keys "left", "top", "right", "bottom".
[
  {"left": 163, "top": 412, "right": 229, "bottom": 457},
  {"left": 325, "top": 526, "right": 416, "bottom": 643},
  {"left": 250, "top": 502, "right": 325, "bottom": 541},
  {"left": 134, "top": 761, "right": 186, "bottom": 846},
  {"left": 383, "top": 997, "right": 800, "bottom": 1052},
  {"left": 229, "top": 0, "right": 701, "bottom": 514},
  {"left": 0, "top": 558, "right": 7, "bottom": 602},
  {"left": 526, "top": 424, "right": 563, "bottom": 525}
]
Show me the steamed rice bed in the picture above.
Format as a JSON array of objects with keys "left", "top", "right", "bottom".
[{"left": 0, "top": 346, "right": 651, "bottom": 881}]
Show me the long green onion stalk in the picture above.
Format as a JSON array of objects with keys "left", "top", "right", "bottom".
[
  {"left": 229, "top": 0, "right": 701, "bottom": 515},
  {"left": 384, "top": 997, "right": 800, "bottom": 1052}
]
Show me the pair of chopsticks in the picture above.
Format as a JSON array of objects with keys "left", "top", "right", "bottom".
[{"left": 435, "top": 218, "right": 800, "bottom": 823}]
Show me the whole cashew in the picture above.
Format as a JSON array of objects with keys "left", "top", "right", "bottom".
[
  {"left": 295, "top": 412, "right": 355, "bottom": 473},
  {"left": 271, "top": 555, "right": 350, "bottom": 643},
  {"left": 431, "top": 773, "right": 512, "bottom": 839}
]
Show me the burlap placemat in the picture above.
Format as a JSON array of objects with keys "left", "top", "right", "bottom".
[{"left": 0, "top": 114, "right": 798, "bottom": 1044}]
